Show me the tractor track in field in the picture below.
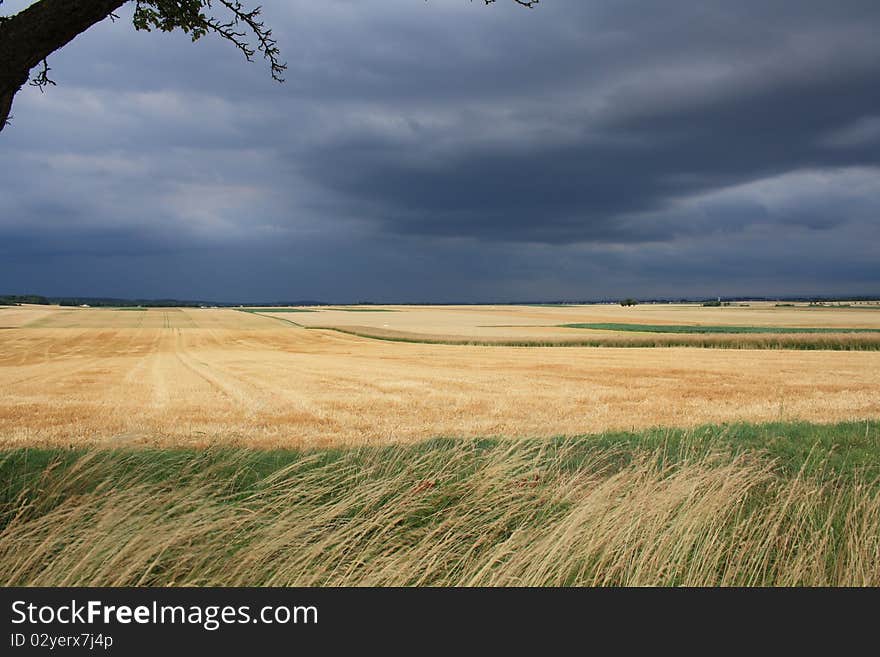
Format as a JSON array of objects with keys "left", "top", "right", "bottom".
[{"left": 171, "top": 329, "right": 265, "bottom": 412}]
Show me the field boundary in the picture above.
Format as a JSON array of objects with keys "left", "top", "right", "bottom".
[
  {"left": 293, "top": 325, "right": 880, "bottom": 350},
  {"left": 560, "top": 322, "right": 880, "bottom": 334}
]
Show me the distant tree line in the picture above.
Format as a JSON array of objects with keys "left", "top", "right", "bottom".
[
  {"left": 0, "top": 294, "right": 50, "bottom": 305},
  {"left": 0, "top": 294, "right": 212, "bottom": 307},
  {"left": 3, "top": 294, "right": 876, "bottom": 308},
  {"left": 55, "top": 298, "right": 209, "bottom": 307}
]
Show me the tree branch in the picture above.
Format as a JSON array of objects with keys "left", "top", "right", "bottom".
[
  {"left": 29, "top": 58, "right": 57, "bottom": 91},
  {"left": 212, "top": 1, "right": 286, "bottom": 82},
  {"left": 0, "top": 0, "right": 127, "bottom": 130},
  {"left": 2, "top": 0, "right": 535, "bottom": 132},
  {"left": 482, "top": 0, "right": 540, "bottom": 7},
  {"left": 131, "top": 1, "right": 287, "bottom": 81}
]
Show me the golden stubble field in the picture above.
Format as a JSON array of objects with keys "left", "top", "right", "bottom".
[
  {"left": 263, "top": 301, "right": 880, "bottom": 347},
  {"left": 2, "top": 304, "right": 880, "bottom": 448},
  {"left": 283, "top": 301, "right": 880, "bottom": 335}
]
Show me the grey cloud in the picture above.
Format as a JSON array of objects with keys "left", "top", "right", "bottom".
[
  {"left": 297, "top": 8, "right": 880, "bottom": 244},
  {"left": 1, "top": 0, "right": 879, "bottom": 300}
]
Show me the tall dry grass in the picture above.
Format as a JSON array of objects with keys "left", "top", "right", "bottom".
[{"left": 1, "top": 439, "right": 877, "bottom": 586}]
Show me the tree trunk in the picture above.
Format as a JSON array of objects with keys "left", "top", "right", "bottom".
[{"left": 0, "top": 0, "right": 127, "bottom": 131}]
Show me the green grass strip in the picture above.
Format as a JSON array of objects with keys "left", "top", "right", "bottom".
[
  {"left": 325, "top": 308, "right": 397, "bottom": 312},
  {"left": 1, "top": 419, "right": 878, "bottom": 587},
  {"left": 304, "top": 326, "right": 880, "bottom": 350},
  {"left": 238, "top": 308, "right": 316, "bottom": 313},
  {"left": 1, "top": 420, "right": 877, "bottom": 527},
  {"left": 561, "top": 322, "right": 880, "bottom": 334}
]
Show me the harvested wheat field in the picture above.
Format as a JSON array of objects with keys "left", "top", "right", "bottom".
[
  {"left": 2, "top": 304, "right": 880, "bottom": 448},
  {"left": 260, "top": 301, "right": 880, "bottom": 348}
]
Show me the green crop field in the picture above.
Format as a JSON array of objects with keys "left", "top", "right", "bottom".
[
  {"left": 304, "top": 325, "right": 880, "bottom": 350},
  {"left": 326, "top": 307, "right": 398, "bottom": 312},
  {"left": 561, "top": 322, "right": 880, "bottom": 334},
  {"left": 238, "top": 307, "right": 316, "bottom": 313}
]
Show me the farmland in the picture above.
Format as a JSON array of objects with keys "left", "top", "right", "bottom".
[
  {"left": 264, "top": 301, "right": 880, "bottom": 349},
  {"left": 1, "top": 304, "right": 880, "bottom": 448},
  {"left": 2, "top": 302, "right": 880, "bottom": 586}
]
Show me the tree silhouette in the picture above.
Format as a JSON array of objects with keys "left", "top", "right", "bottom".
[{"left": 0, "top": 0, "right": 538, "bottom": 132}]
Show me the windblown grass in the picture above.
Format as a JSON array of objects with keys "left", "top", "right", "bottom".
[{"left": 1, "top": 421, "right": 877, "bottom": 586}]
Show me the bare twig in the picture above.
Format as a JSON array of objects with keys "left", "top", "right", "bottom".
[
  {"left": 210, "top": 1, "right": 286, "bottom": 81},
  {"left": 483, "top": 0, "right": 540, "bottom": 7},
  {"left": 133, "top": 0, "right": 287, "bottom": 82},
  {"left": 29, "top": 58, "right": 56, "bottom": 92}
]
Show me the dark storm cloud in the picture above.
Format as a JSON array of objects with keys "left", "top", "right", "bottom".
[
  {"left": 1, "top": 0, "right": 879, "bottom": 300},
  {"left": 295, "top": 2, "right": 880, "bottom": 244}
]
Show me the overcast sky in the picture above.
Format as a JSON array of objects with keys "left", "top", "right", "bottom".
[{"left": 2, "top": 0, "right": 879, "bottom": 302}]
